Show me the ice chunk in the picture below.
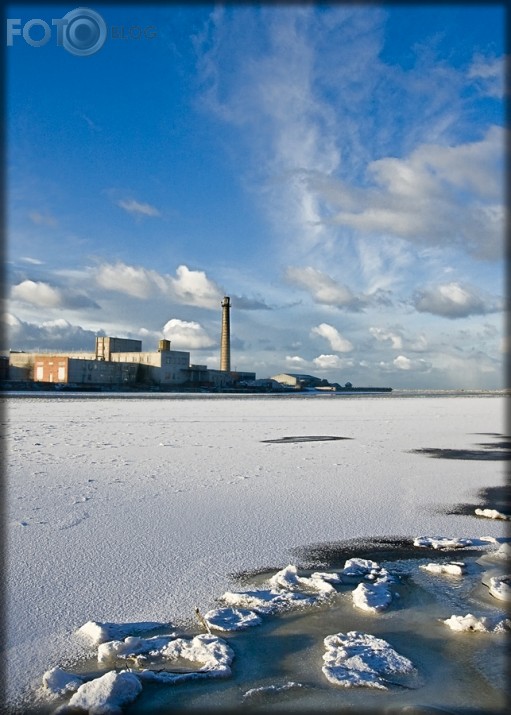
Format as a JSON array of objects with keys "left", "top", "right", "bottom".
[
  {"left": 269, "top": 564, "right": 336, "bottom": 596},
  {"left": 42, "top": 667, "right": 83, "bottom": 696},
  {"left": 488, "top": 574, "right": 511, "bottom": 602},
  {"left": 136, "top": 634, "right": 234, "bottom": 682},
  {"left": 340, "top": 558, "right": 381, "bottom": 577},
  {"left": 97, "top": 634, "right": 177, "bottom": 664},
  {"left": 204, "top": 607, "right": 261, "bottom": 631},
  {"left": 77, "top": 620, "right": 167, "bottom": 646},
  {"left": 494, "top": 542, "right": 511, "bottom": 559},
  {"left": 221, "top": 588, "right": 315, "bottom": 614},
  {"left": 474, "top": 508, "right": 510, "bottom": 520},
  {"left": 56, "top": 670, "right": 142, "bottom": 714},
  {"left": 352, "top": 572, "right": 395, "bottom": 613},
  {"left": 322, "top": 631, "right": 416, "bottom": 689},
  {"left": 413, "top": 536, "right": 472, "bottom": 550},
  {"left": 310, "top": 571, "right": 342, "bottom": 584},
  {"left": 420, "top": 562, "right": 466, "bottom": 576},
  {"left": 97, "top": 633, "right": 233, "bottom": 681},
  {"left": 442, "top": 613, "right": 511, "bottom": 633}
]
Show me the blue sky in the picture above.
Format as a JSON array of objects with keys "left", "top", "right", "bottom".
[{"left": 5, "top": 3, "right": 506, "bottom": 388}]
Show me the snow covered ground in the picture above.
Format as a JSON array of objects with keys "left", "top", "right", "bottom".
[{"left": 4, "top": 393, "right": 508, "bottom": 710}]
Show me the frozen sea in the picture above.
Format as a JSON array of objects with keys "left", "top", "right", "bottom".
[{"left": 3, "top": 392, "right": 509, "bottom": 713}]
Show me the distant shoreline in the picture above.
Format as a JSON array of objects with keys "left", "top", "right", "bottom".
[{"left": 1, "top": 388, "right": 507, "bottom": 399}]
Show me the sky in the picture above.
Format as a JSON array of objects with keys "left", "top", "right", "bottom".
[{"left": 5, "top": 2, "right": 507, "bottom": 389}]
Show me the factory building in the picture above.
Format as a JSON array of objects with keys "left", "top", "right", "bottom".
[
  {"left": 33, "top": 355, "right": 138, "bottom": 385},
  {"left": 271, "top": 373, "right": 324, "bottom": 389},
  {"left": 2, "top": 296, "right": 258, "bottom": 390},
  {"left": 106, "top": 339, "right": 191, "bottom": 386}
]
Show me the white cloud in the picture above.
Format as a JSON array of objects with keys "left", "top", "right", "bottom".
[
  {"left": 170, "top": 265, "right": 223, "bottom": 309},
  {"left": 311, "top": 323, "right": 353, "bottom": 352},
  {"left": 11, "top": 280, "right": 63, "bottom": 308},
  {"left": 313, "top": 354, "right": 352, "bottom": 370},
  {"left": 94, "top": 262, "right": 222, "bottom": 308},
  {"left": 95, "top": 263, "right": 164, "bottom": 299},
  {"left": 369, "top": 327, "right": 403, "bottom": 350},
  {"left": 285, "top": 355, "right": 308, "bottom": 369},
  {"left": 379, "top": 355, "right": 432, "bottom": 373},
  {"left": 162, "top": 318, "right": 215, "bottom": 349},
  {"left": 413, "top": 281, "right": 501, "bottom": 319},
  {"left": 321, "top": 126, "right": 504, "bottom": 261},
  {"left": 393, "top": 355, "right": 411, "bottom": 371},
  {"left": 117, "top": 199, "right": 161, "bottom": 217},
  {"left": 285, "top": 266, "right": 363, "bottom": 309}
]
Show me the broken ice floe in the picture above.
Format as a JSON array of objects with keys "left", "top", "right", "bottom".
[
  {"left": 322, "top": 631, "right": 416, "bottom": 689},
  {"left": 54, "top": 670, "right": 142, "bottom": 714},
  {"left": 220, "top": 564, "right": 339, "bottom": 615},
  {"left": 77, "top": 620, "right": 168, "bottom": 646},
  {"left": 413, "top": 536, "right": 472, "bottom": 550},
  {"left": 420, "top": 561, "right": 466, "bottom": 576},
  {"left": 42, "top": 667, "right": 84, "bottom": 697},
  {"left": 352, "top": 572, "right": 396, "bottom": 613},
  {"left": 486, "top": 574, "right": 511, "bottom": 602},
  {"left": 97, "top": 633, "right": 233, "bottom": 678},
  {"left": 442, "top": 613, "right": 511, "bottom": 633},
  {"left": 474, "top": 508, "right": 510, "bottom": 520},
  {"left": 476, "top": 541, "right": 511, "bottom": 567},
  {"left": 204, "top": 607, "right": 262, "bottom": 631},
  {"left": 334, "top": 559, "right": 398, "bottom": 613},
  {"left": 221, "top": 588, "right": 315, "bottom": 614},
  {"left": 269, "top": 564, "right": 338, "bottom": 595},
  {"left": 97, "top": 634, "right": 178, "bottom": 664},
  {"left": 135, "top": 634, "right": 234, "bottom": 683},
  {"left": 339, "top": 558, "right": 381, "bottom": 578}
]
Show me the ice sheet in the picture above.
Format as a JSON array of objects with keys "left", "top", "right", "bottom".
[{"left": 5, "top": 394, "right": 506, "bottom": 707}]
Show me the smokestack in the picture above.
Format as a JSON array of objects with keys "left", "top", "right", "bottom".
[{"left": 220, "top": 296, "right": 231, "bottom": 372}]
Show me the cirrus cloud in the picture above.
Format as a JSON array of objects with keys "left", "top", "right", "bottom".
[{"left": 117, "top": 198, "right": 161, "bottom": 217}]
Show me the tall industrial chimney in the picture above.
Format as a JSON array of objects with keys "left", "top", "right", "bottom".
[{"left": 220, "top": 296, "right": 231, "bottom": 372}]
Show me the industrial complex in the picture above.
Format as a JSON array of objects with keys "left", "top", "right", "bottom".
[{"left": 1, "top": 297, "right": 391, "bottom": 393}]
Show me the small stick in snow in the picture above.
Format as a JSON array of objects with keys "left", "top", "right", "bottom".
[{"left": 195, "top": 607, "right": 211, "bottom": 634}]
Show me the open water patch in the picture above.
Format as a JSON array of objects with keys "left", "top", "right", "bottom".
[
  {"left": 440, "top": 485, "right": 511, "bottom": 520},
  {"left": 261, "top": 436, "right": 352, "bottom": 444},
  {"left": 410, "top": 433, "right": 510, "bottom": 462},
  {"left": 410, "top": 447, "right": 509, "bottom": 461}
]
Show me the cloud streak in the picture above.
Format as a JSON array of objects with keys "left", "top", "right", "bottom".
[{"left": 117, "top": 199, "right": 161, "bottom": 218}]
